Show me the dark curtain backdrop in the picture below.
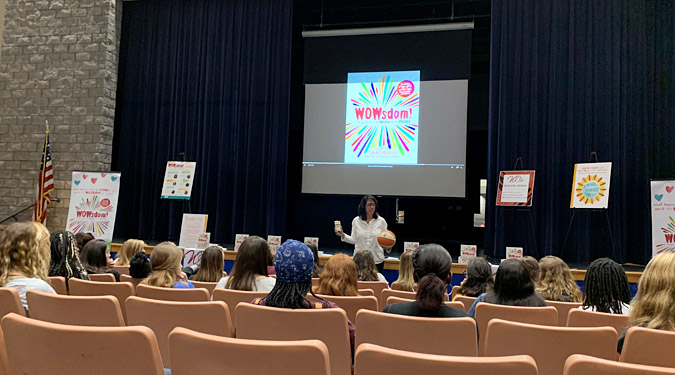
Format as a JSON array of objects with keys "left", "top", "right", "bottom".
[
  {"left": 487, "top": 0, "right": 675, "bottom": 264},
  {"left": 112, "top": 0, "right": 293, "bottom": 243}
]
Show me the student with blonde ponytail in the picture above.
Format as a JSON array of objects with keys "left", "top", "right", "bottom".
[
  {"left": 0, "top": 222, "right": 56, "bottom": 312},
  {"left": 383, "top": 244, "right": 467, "bottom": 318},
  {"left": 141, "top": 241, "right": 194, "bottom": 288}
]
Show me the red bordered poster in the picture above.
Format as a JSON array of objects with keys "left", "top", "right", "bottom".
[{"left": 496, "top": 170, "right": 535, "bottom": 206}]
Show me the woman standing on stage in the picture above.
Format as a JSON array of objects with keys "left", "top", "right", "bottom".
[{"left": 335, "top": 195, "right": 389, "bottom": 273}]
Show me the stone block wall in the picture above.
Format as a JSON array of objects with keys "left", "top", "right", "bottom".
[{"left": 0, "top": 0, "right": 122, "bottom": 229}]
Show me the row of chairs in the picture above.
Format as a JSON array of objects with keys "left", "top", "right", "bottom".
[{"left": 2, "top": 302, "right": 675, "bottom": 375}]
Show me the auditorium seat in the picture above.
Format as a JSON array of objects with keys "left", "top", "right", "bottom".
[
  {"left": 88, "top": 273, "right": 116, "bottom": 282},
  {"left": 382, "top": 288, "right": 449, "bottom": 303},
  {"left": 484, "top": 319, "right": 617, "bottom": 375},
  {"left": 356, "top": 310, "right": 477, "bottom": 356},
  {"left": 211, "top": 289, "right": 268, "bottom": 328},
  {"left": 235, "top": 303, "right": 351, "bottom": 375},
  {"left": 312, "top": 294, "right": 378, "bottom": 323},
  {"left": 112, "top": 265, "right": 130, "bottom": 276},
  {"left": 566, "top": 309, "right": 628, "bottom": 334},
  {"left": 1, "top": 313, "right": 164, "bottom": 375},
  {"left": 620, "top": 327, "right": 675, "bottom": 368},
  {"left": 358, "top": 288, "right": 375, "bottom": 296},
  {"left": 545, "top": 300, "right": 582, "bottom": 326},
  {"left": 357, "top": 281, "right": 389, "bottom": 306},
  {"left": 384, "top": 296, "right": 464, "bottom": 310},
  {"left": 475, "top": 303, "right": 557, "bottom": 354},
  {"left": 68, "top": 278, "right": 135, "bottom": 323},
  {"left": 26, "top": 290, "right": 124, "bottom": 326},
  {"left": 120, "top": 274, "right": 144, "bottom": 288},
  {"left": 126, "top": 296, "right": 233, "bottom": 369},
  {"left": 354, "top": 343, "right": 537, "bottom": 375},
  {"left": 190, "top": 281, "right": 218, "bottom": 295},
  {"left": 169, "top": 327, "right": 330, "bottom": 375},
  {"left": 454, "top": 295, "right": 477, "bottom": 312},
  {"left": 0, "top": 287, "right": 25, "bottom": 318},
  {"left": 564, "top": 354, "right": 675, "bottom": 375},
  {"left": 451, "top": 285, "right": 460, "bottom": 299},
  {"left": 48, "top": 276, "right": 68, "bottom": 295},
  {"left": 136, "top": 284, "right": 209, "bottom": 302},
  {"left": 0, "top": 328, "right": 9, "bottom": 375}
]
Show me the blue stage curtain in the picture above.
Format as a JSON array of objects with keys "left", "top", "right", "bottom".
[
  {"left": 486, "top": 0, "right": 675, "bottom": 264},
  {"left": 112, "top": 0, "right": 292, "bottom": 243}
]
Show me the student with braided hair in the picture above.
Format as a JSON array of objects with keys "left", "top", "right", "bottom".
[
  {"left": 49, "top": 230, "right": 90, "bottom": 286},
  {"left": 383, "top": 244, "right": 468, "bottom": 318},
  {"left": 581, "top": 258, "right": 631, "bottom": 314},
  {"left": 253, "top": 239, "right": 355, "bottom": 348}
]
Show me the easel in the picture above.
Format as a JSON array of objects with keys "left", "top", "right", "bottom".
[
  {"left": 152, "top": 152, "right": 193, "bottom": 240},
  {"left": 494, "top": 157, "right": 539, "bottom": 258},
  {"left": 560, "top": 152, "right": 617, "bottom": 259}
]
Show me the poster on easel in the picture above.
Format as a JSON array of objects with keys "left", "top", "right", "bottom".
[
  {"left": 66, "top": 171, "right": 121, "bottom": 242},
  {"left": 178, "top": 214, "right": 207, "bottom": 248},
  {"left": 570, "top": 162, "right": 612, "bottom": 209},
  {"left": 650, "top": 180, "right": 675, "bottom": 257},
  {"left": 161, "top": 161, "right": 196, "bottom": 199},
  {"left": 496, "top": 170, "right": 535, "bottom": 206}
]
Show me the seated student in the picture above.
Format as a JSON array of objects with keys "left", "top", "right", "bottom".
[
  {"left": 192, "top": 246, "right": 226, "bottom": 282},
  {"left": 129, "top": 251, "right": 152, "bottom": 279},
  {"left": 354, "top": 250, "right": 388, "bottom": 283},
  {"left": 114, "top": 239, "right": 145, "bottom": 266},
  {"left": 313, "top": 254, "right": 359, "bottom": 296},
  {"left": 215, "top": 236, "right": 275, "bottom": 291},
  {"left": 391, "top": 251, "right": 416, "bottom": 292},
  {"left": 141, "top": 242, "right": 194, "bottom": 289},
  {"left": 453, "top": 257, "right": 494, "bottom": 299},
  {"left": 468, "top": 258, "right": 547, "bottom": 318},
  {"left": 305, "top": 241, "right": 322, "bottom": 278},
  {"left": 536, "top": 255, "right": 582, "bottom": 302},
  {"left": 253, "top": 239, "right": 355, "bottom": 348},
  {"left": 581, "top": 257, "right": 631, "bottom": 314},
  {"left": 520, "top": 256, "right": 541, "bottom": 285},
  {"left": 80, "top": 239, "right": 121, "bottom": 282},
  {"left": 618, "top": 251, "right": 675, "bottom": 353},
  {"left": 49, "top": 230, "right": 90, "bottom": 284},
  {"left": 0, "top": 222, "right": 56, "bottom": 312},
  {"left": 74, "top": 232, "right": 95, "bottom": 254},
  {"left": 383, "top": 244, "right": 467, "bottom": 318}
]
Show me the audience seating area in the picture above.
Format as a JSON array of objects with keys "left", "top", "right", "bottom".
[{"left": 1, "top": 278, "right": 674, "bottom": 375}]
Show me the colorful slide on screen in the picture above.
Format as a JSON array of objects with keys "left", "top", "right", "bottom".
[{"left": 344, "top": 71, "right": 420, "bottom": 165}]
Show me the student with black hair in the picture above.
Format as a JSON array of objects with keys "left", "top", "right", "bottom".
[
  {"left": 383, "top": 244, "right": 468, "bottom": 318},
  {"left": 129, "top": 251, "right": 152, "bottom": 279},
  {"left": 80, "top": 239, "right": 120, "bottom": 281},
  {"left": 468, "top": 258, "right": 547, "bottom": 318},
  {"left": 581, "top": 258, "right": 631, "bottom": 314},
  {"left": 253, "top": 239, "right": 355, "bottom": 348},
  {"left": 454, "top": 257, "right": 494, "bottom": 299}
]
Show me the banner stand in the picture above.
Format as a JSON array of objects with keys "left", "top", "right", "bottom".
[
  {"left": 560, "top": 152, "right": 618, "bottom": 260},
  {"left": 493, "top": 157, "right": 539, "bottom": 258}
]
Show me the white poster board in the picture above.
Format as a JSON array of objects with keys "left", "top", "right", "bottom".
[
  {"left": 178, "top": 214, "right": 207, "bottom": 248},
  {"left": 459, "top": 244, "right": 477, "bottom": 264},
  {"left": 196, "top": 232, "right": 210, "bottom": 249},
  {"left": 183, "top": 248, "right": 205, "bottom": 268},
  {"left": 650, "top": 180, "right": 675, "bottom": 256},
  {"left": 570, "top": 162, "right": 612, "bottom": 209},
  {"left": 506, "top": 247, "right": 523, "bottom": 259},
  {"left": 404, "top": 242, "right": 419, "bottom": 252},
  {"left": 496, "top": 171, "right": 535, "bottom": 206},
  {"left": 234, "top": 234, "right": 249, "bottom": 251},
  {"left": 268, "top": 235, "right": 281, "bottom": 255},
  {"left": 304, "top": 237, "right": 319, "bottom": 248},
  {"left": 66, "top": 171, "right": 121, "bottom": 242},
  {"left": 161, "top": 161, "right": 197, "bottom": 199}
]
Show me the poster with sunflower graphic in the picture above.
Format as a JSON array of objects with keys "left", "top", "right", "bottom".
[
  {"left": 344, "top": 71, "right": 420, "bottom": 165},
  {"left": 570, "top": 162, "right": 612, "bottom": 209}
]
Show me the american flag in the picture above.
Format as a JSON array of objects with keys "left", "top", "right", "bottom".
[{"left": 33, "top": 129, "right": 54, "bottom": 223}]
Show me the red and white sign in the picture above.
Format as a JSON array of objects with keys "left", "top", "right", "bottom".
[
  {"left": 506, "top": 247, "right": 524, "bottom": 259},
  {"left": 404, "top": 242, "right": 419, "bottom": 252}
]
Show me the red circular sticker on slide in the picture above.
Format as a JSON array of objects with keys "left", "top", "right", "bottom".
[
  {"left": 101, "top": 198, "right": 110, "bottom": 207},
  {"left": 396, "top": 80, "right": 414, "bottom": 97}
]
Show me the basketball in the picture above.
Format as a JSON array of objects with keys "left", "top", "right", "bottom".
[{"left": 377, "top": 230, "right": 396, "bottom": 248}]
